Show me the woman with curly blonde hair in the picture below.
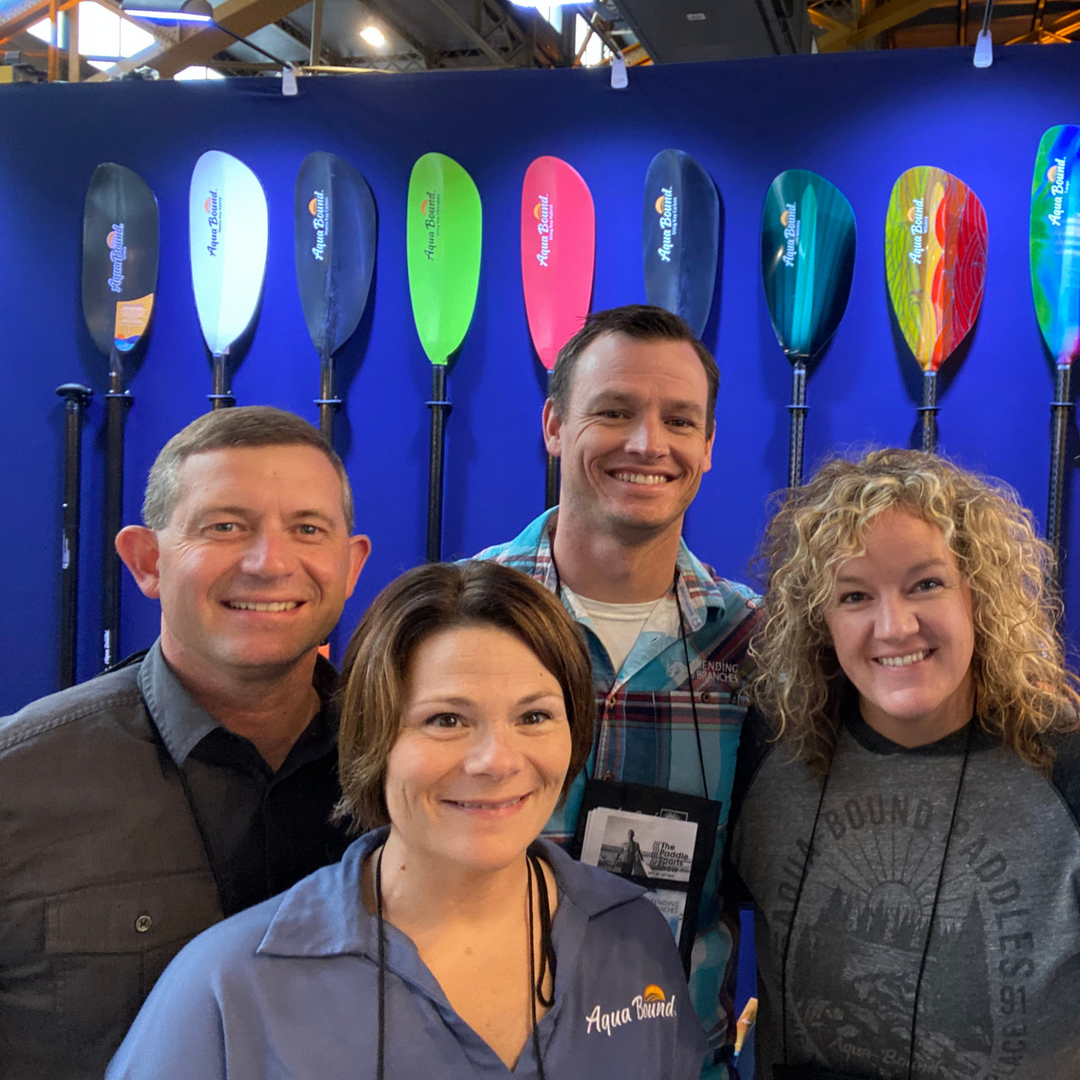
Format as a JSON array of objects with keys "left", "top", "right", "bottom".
[{"left": 726, "top": 449, "right": 1080, "bottom": 1080}]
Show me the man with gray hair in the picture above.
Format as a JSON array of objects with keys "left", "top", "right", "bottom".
[{"left": 0, "top": 406, "right": 370, "bottom": 1080}]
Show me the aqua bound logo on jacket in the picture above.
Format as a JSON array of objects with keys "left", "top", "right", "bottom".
[
  {"left": 780, "top": 203, "right": 799, "bottom": 267},
  {"left": 419, "top": 190, "right": 439, "bottom": 261},
  {"left": 1047, "top": 159, "right": 1069, "bottom": 227},
  {"left": 106, "top": 223, "right": 126, "bottom": 293},
  {"left": 654, "top": 187, "right": 677, "bottom": 263},
  {"left": 308, "top": 190, "right": 328, "bottom": 260},
  {"left": 533, "top": 193, "right": 552, "bottom": 267},
  {"left": 907, "top": 197, "right": 928, "bottom": 265},
  {"left": 585, "top": 984, "right": 676, "bottom": 1036},
  {"left": 204, "top": 191, "right": 222, "bottom": 257}
]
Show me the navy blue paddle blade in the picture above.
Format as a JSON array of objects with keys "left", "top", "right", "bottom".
[
  {"left": 294, "top": 152, "right": 377, "bottom": 358},
  {"left": 642, "top": 149, "right": 719, "bottom": 337}
]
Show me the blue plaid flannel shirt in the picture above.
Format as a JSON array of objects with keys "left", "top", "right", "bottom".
[{"left": 475, "top": 509, "right": 762, "bottom": 1078}]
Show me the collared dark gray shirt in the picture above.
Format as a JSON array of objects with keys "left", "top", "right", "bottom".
[{"left": 0, "top": 640, "right": 351, "bottom": 1080}]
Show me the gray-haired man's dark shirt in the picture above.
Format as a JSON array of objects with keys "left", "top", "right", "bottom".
[{"left": 0, "top": 640, "right": 351, "bottom": 1080}]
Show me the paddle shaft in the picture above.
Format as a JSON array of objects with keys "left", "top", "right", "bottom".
[
  {"left": 103, "top": 355, "right": 131, "bottom": 669},
  {"left": 788, "top": 361, "right": 808, "bottom": 488},
  {"left": 56, "top": 384, "right": 93, "bottom": 688},
  {"left": 545, "top": 372, "right": 559, "bottom": 509},
  {"left": 316, "top": 347, "right": 342, "bottom": 445},
  {"left": 919, "top": 371, "right": 939, "bottom": 453},
  {"left": 1048, "top": 363, "right": 1072, "bottom": 556},
  {"left": 209, "top": 353, "right": 235, "bottom": 410},
  {"left": 427, "top": 366, "right": 451, "bottom": 562}
]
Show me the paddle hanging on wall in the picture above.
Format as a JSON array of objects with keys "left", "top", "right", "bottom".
[
  {"left": 1030, "top": 125, "right": 1080, "bottom": 558},
  {"left": 521, "top": 156, "right": 595, "bottom": 509},
  {"left": 761, "top": 169, "right": 856, "bottom": 488},
  {"left": 190, "top": 150, "right": 269, "bottom": 410},
  {"left": 294, "top": 152, "right": 377, "bottom": 446},
  {"left": 81, "top": 162, "right": 158, "bottom": 670},
  {"left": 642, "top": 149, "right": 719, "bottom": 338},
  {"left": 885, "top": 166, "right": 988, "bottom": 452},
  {"left": 407, "top": 152, "right": 482, "bottom": 562}
]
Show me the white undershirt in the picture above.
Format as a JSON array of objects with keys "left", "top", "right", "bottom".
[{"left": 571, "top": 592, "right": 678, "bottom": 675}]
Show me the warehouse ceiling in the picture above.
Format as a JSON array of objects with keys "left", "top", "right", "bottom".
[{"left": 2, "top": 0, "right": 1079, "bottom": 83}]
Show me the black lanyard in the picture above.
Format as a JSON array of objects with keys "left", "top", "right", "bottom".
[
  {"left": 551, "top": 555, "right": 709, "bottom": 799},
  {"left": 778, "top": 721, "right": 974, "bottom": 1080}
]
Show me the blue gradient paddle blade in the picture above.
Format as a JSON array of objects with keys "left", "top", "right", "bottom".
[
  {"left": 642, "top": 150, "right": 719, "bottom": 336},
  {"left": 762, "top": 169, "right": 856, "bottom": 363},
  {"left": 294, "top": 152, "right": 377, "bottom": 359}
]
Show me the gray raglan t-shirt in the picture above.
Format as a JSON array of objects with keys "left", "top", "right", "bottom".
[{"left": 728, "top": 705, "right": 1080, "bottom": 1080}]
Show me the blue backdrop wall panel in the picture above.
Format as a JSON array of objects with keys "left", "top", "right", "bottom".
[{"left": 3, "top": 44, "right": 1080, "bottom": 712}]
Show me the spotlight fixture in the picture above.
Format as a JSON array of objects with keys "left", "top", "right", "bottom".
[
  {"left": 359, "top": 24, "right": 385, "bottom": 47},
  {"left": 120, "top": 0, "right": 212, "bottom": 22}
]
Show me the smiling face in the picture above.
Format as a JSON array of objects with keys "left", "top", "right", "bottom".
[
  {"left": 543, "top": 332, "right": 714, "bottom": 544},
  {"left": 823, "top": 508, "right": 975, "bottom": 747},
  {"left": 127, "top": 445, "right": 368, "bottom": 685},
  {"left": 384, "top": 625, "right": 572, "bottom": 875}
]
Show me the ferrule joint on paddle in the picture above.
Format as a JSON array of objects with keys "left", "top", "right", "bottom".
[{"left": 918, "top": 371, "right": 940, "bottom": 453}]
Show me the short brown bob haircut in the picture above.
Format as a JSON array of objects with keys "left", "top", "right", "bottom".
[
  {"left": 335, "top": 560, "right": 596, "bottom": 833},
  {"left": 548, "top": 304, "right": 720, "bottom": 436},
  {"left": 142, "top": 405, "right": 353, "bottom": 532}
]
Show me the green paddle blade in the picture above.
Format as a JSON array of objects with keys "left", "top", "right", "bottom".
[
  {"left": 407, "top": 153, "right": 482, "bottom": 366},
  {"left": 1031, "top": 126, "right": 1080, "bottom": 366},
  {"left": 761, "top": 169, "right": 855, "bottom": 362},
  {"left": 885, "top": 166, "right": 988, "bottom": 372}
]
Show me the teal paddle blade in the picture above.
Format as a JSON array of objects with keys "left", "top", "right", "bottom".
[
  {"left": 1031, "top": 125, "right": 1080, "bottom": 366},
  {"left": 761, "top": 170, "right": 855, "bottom": 362}
]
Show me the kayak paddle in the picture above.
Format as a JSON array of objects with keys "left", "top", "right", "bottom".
[
  {"left": 761, "top": 169, "right": 856, "bottom": 487},
  {"left": 1030, "top": 125, "right": 1080, "bottom": 556},
  {"left": 294, "top": 152, "right": 377, "bottom": 445},
  {"left": 521, "top": 156, "right": 595, "bottom": 508},
  {"left": 885, "top": 166, "right": 988, "bottom": 452},
  {"left": 190, "top": 150, "right": 269, "bottom": 410},
  {"left": 81, "top": 163, "right": 159, "bottom": 669},
  {"left": 643, "top": 149, "right": 719, "bottom": 337},
  {"left": 407, "top": 152, "right": 482, "bottom": 562},
  {"left": 55, "top": 382, "right": 93, "bottom": 688}
]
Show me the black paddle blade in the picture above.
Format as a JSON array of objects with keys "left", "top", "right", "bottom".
[
  {"left": 295, "top": 152, "right": 377, "bottom": 358},
  {"left": 81, "top": 163, "right": 159, "bottom": 367},
  {"left": 642, "top": 149, "right": 719, "bottom": 338}
]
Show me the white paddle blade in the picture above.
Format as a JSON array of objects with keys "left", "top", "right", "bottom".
[{"left": 189, "top": 150, "right": 269, "bottom": 356}]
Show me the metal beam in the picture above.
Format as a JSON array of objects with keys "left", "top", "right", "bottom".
[
  {"left": 807, "top": 5, "right": 850, "bottom": 30},
  {"left": 358, "top": 0, "right": 432, "bottom": 66},
  {"left": 817, "top": 0, "right": 944, "bottom": 48},
  {"left": 1006, "top": 2, "right": 1080, "bottom": 37},
  {"left": 424, "top": 0, "right": 510, "bottom": 66}
]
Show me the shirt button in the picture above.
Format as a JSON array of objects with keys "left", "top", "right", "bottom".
[
  {"left": 603, "top": 771, "right": 615, "bottom": 781},
  {"left": 701, "top": 692, "right": 711, "bottom": 703},
  {"left": 134, "top": 914, "right": 153, "bottom": 934}
]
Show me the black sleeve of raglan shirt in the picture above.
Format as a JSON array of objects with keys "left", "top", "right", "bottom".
[{"left": 724, "top": 706, "right": 776, "bottom": 910}]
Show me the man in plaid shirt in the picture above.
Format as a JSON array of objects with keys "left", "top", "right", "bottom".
[{"left": 476, "top": 305, "right": 761, "bottom": 1078}]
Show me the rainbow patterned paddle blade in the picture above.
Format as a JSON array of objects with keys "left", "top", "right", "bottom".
[
  {"left": 761, "top": 169, "right": 855, "bottom": 363},
  {"left": 885, "top": 167, "right": 988, "bottom": 372},
  {"left": 1031, "top": 126, "right": 1080, "bottom": 366},
  {"left": 521, "top": 156, "right": 595, "bottom": 371}
]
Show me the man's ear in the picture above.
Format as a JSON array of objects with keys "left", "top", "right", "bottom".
[
  {"left": 542, "top": 399, "right": 563, "bottom": 458},
  {"left": 344, "top": 534, "right": 372, "bottom": 599},
  {"left": 115, "top": 526, "right": 163, "bottom": 599},
  {"left": 702, "top": 427, "right": 715, "bottom": 474}
]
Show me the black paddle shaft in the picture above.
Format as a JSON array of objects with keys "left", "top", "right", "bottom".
[
  {"left": 103, "top": 359, "right": 132, "bottom": 669},
  {"left": 787, "top": 361, "right": 808, "bottom": 488},
  {"left": 545, "top": 371, "right": 559, "bottom": 510},
  {"left": 209, "top": 353, "right": 235, "bottom": 410},
  {"left": 315, "top": 352, "right": 343, "bottom": 446},
  {"left": 1048, "top": 363, "right": 1073, "bottom": 557},
  {"left": 919, "top": 371, "right": 940, "bottom": 453},
  {"left": 56, "top": 383, "right": 93, "bottom": 689},
  {"left": 427, "top": 366, "right": 452, "bottom": 562}
]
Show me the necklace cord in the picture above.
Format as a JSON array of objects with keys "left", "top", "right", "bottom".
[{"left": 375, "top": 846, "right": 386, "bottom": 1080}]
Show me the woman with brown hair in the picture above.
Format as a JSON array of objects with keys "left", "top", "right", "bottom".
[
  {"left": 727, "top": 448, "right": 1080, "bottom": 1080},
  {"left": 108, "top": 560, "right": 706, "bottom": 1080}
]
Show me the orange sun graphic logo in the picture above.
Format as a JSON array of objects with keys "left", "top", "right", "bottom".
[
  {"left": 643, "top": 985, "right": 666, "bottom": 1003},
  {"left": 204, "top": 196, "right": 213, "bottom": 214},
  {"left": 420, "top": 197, "right": 429, "bottom": 215},
  {"left": 780, "top": 209, "right": 790, "bottom": 227},
  {"left": 655, "top": 195, "right": 665, "bottom": 214},
  {"left": 309, "top": 197, "right": 318, "bottom": 216},
  {"left": 107, "top": 230, "right": 117, "bottom": 249},
  {"left": 906, "top": 206, "right": 917, "bottom": 223},
  {"left": 1048, "top": 165, "right": 1059, "bottom": 185},
  {"left": 534, "top": 203, "right": 543, "bottom": 219}
]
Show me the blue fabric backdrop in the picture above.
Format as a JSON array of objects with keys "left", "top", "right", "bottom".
[{"left": 3, "top": 44, "right": 1080, "bottom": 712}]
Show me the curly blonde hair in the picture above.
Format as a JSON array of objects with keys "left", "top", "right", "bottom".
[{"left": 751, "top": 448, "right": 1080, "bottom": 774}]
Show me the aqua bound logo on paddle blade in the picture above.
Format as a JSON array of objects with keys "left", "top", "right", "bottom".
[
  {"left": 420, "top": 190, "right": 440, "bottom": 261},
  {"left": 106, "top": 223, "right": 127, "bottom": 293},
  {"left": 534, "top": 193, "right": 552, "bottom": 267},
  {"left": 654, "top": 187, "right": 678, "bottom": 263},
  {"left": 204, "top": 190, "right": 222, "bottom": 257},
  {"left": 309, "top": 190, "right": 328, "bottom": 261}
]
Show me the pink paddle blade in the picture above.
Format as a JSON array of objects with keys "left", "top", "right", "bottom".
[{"left": 521, "top": 156, "right": 595, "bottom": 371}]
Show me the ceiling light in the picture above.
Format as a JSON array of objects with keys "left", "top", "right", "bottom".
[
  {"left": 360, "top": 25, "right": 385, "bottom": 47},
  {"left": 121, "top": 0, "right": 212, "bottom": 22}
]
